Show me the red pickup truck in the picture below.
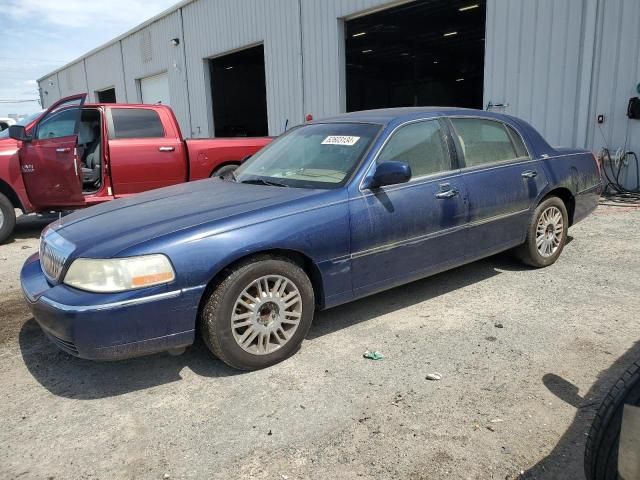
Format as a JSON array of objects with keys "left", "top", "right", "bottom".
[{"left": 0, "top": 94, "right": 271, "bottom": 242}]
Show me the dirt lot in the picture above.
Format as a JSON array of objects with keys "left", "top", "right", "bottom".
[{"left": 1, "top": 205, "right": 639, "bottom": 480}]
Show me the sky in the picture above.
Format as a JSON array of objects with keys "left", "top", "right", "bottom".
[{"left": 1, "top": 0, "right": 178, "bottom": 117}]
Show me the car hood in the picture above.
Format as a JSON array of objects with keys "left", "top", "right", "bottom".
[{"left": 53, "top": 179, "right": 328, "bottom": 258}]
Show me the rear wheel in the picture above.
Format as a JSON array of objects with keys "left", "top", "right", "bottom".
[
  {"left": 516, "top": 196, "right": 568, "bottom": 267},
  {"left": 200, "top": 256, "right": 315, "bottom": 370},
  {"left": 212, "top": 164, "right": 239, "bottom": 181},
  {"left": 0, "top": 193, "right": 16, "bottom": 244}
]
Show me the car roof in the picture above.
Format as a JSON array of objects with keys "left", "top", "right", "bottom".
[{"left": 316, "top": 107, "right": 510, "bottom": 126}]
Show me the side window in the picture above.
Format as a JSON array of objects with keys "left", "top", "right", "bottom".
[
  {"left": 377, "top": 120, "right": 451, "bottom": 178},
  {"left": 35, "top": 97, "right": 83, "bottom": 140},
  {"left": 111, "top": 109, "right": 165, "bottom": 139},
  {"left": 451, "top": 118, "right": 523, "bottom": 167}
]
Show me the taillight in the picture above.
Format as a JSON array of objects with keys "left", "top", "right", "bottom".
[{"left": 592, "top": 152, "right": 602, "bottom": 178}]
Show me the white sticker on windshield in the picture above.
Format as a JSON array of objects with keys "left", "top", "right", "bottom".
[{"left": 321, "top": 135, "right": 360, "bottom": 146}]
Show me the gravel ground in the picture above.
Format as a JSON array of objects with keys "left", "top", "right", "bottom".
[{"left": 0, "top": 205, "right": 639, "bottom": 480}]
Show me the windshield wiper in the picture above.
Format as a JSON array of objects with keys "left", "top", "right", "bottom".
[{"left": 239, "top": 178, "right": 289, "bottom": 188}]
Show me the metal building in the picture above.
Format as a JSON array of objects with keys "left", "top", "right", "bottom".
[{"left": 38, "top": 0, "right": 640, "bottom": 188}]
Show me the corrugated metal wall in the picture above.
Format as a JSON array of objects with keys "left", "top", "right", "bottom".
[
  {"left": 84, "top": 43, "right": 127, "bottom": 103},
  {"left": 484, "top": 0, "right": 587, "bottom": 147},
  {"left": 299, "top": 0, "right": 411, "bottom": 120},
  {"left": 181, "top": 0, "right": 303, "bottom": 137},
  {"left": 485, "top": 0, "right": 640, "bottom": 189},
  {"left": 587, "top": 0, "right": 640, "bottom": 189},
  {"left": 56, "top": 61, "right": 88, "bottom": 99},
  {"left": 38, "top": 0, "right": 640, "bottom": 189},
  {"left": 120, "top": 10, "right": 191, "bottom": 136}
]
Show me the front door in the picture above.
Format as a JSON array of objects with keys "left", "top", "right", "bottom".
[
  {"left": 447, "top": 117, "right": 549, "bottom": 258},
  {"left": 349, "top": 119, "right": 468, "bottom": 296},
  {"left": 19, "top": 94, "right": 86, "bottom": 210}
]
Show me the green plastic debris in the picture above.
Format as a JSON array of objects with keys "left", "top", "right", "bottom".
[{"left": 363, "top": 350, "right": 384, "bottom": 360}]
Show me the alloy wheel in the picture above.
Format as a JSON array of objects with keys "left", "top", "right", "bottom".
[
  {"left": 536, "top": 206, "right": 564, "bottom": 257},
  {"left": 230, "top": 275, "right": 302, "bottom": 355}
]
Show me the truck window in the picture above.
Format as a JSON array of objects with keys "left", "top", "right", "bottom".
[
  {"left": 35, "top": 109, "right": 78, "bottom": 140},
  {"left": 111, "top": 108, "right": 165, "bottom": 139}
]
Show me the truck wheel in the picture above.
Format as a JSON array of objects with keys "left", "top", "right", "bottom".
[
  {"left": 585, "top": 361, "right": 640, "bottom": 480},
  {"left": 200, "top": 256, "right": 315, "bottom": 370},
  {"left": 0, "top": 193, "right": 16, "bottom": 244},
  {"left": 516, "top": 196, "right": 568, "bottom": 268},
  {"left": 212, "top": 164, "right": 239, "bottom": 180}
]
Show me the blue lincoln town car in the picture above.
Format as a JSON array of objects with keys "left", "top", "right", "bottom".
[{"left": 21, "top": 108, "right": 602, "bottom": 370}]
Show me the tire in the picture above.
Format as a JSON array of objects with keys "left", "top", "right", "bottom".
[
  {"left": 0, "top": 193, "right": 16, "bottom": 244},
  {"left": 516, "top": 196, "right": 568, "bottom": 268},
  {"left": 212, "top": 164, "right": 239, "bottom": 180},
  {"left": 200, "top": 255, "right": 315, "bottom": 370},
  {"left": 585, "top": 361, "right": 640, "bottom": 480}
]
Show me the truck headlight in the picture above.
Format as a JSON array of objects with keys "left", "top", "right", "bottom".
[{"left": 63, "top": 255, "right": 175, "bottom": 293}]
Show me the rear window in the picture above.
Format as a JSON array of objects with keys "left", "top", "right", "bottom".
[
  {"left": 111, "top": 108, "right": 164, "bottom": 139},
  {"left": 451, "top": 118, "right": 524, "bottom": 167}
]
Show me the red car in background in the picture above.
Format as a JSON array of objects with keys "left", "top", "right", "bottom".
[{"left": 0, "top": 93, "right": 271, "bottom": 242}]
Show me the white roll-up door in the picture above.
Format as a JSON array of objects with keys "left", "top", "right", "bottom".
[{"left": 140, "top": 72, "right": 170, "bottom": 106}]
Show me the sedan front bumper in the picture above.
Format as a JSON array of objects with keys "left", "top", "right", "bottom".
[{"left": 20, "top": 253, "right": 204, "bottom": 360}]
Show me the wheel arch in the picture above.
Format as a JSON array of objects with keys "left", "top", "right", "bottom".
[
  {"left": 196, "top": 248, "right": 326, "bottom": 322},
  {"left": 209, "top": 161, "right": 241, "bottom": 178},
  {"left": 0, "top": 178, "right": 25, "bottom": 212},
  {"left": 541, "top": 187, "right": 576, "bottom": 225}
]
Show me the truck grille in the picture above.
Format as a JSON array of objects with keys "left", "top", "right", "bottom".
[{"left": 39, "top": 228, "right": 75, "bottom": 282}]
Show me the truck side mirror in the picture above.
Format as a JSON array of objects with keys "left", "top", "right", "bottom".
[{"left": 9, "top": 125, "right": 31, "bottom": 142}]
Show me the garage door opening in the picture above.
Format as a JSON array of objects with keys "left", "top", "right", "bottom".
[
  {"left": 345, "top": 0, "right": 486, "bottom": 112},
  {"left": 96, "top": 87, "right": 116, "bottom": 103},
  {"left": 209, "top": 45, "right": 268, "bottom": 137}
]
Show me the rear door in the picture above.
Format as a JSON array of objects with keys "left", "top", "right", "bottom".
[
  {"left": 349, "top": 119, "right": 468, "bottom": 295},
  {"left": 447, "top": 117, "right": 548, "bottom": 259},
  {"left": 106, "top": 107, "right": 186, "bottom": 195},
  {"left": 18, "top": 94, "right": 86, "bottom": 209}
]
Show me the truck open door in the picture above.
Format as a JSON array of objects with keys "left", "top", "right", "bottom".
[{"left": 16, "top": 94, "right": 87, "bottom": 210}]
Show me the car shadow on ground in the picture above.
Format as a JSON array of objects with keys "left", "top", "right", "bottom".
[
  {"left": 6, "top": 213, "right": 58, "bottom": 243},
  {"left": 520, "top": 340, "right": 640, "bottom": 479},
  {"left": 18, "top": 250, "right": 530, "bottom": 400}
]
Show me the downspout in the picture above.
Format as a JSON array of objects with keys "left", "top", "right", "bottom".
[
  {"left": 179, "top": 7, "right": 194, "bottom": 137},
  {"left": 118, "top": 40, "right": 129, "bottom": 102},
  {"left": 575, "top": 0, "right": 600, "bottom": 149},
  {"left": 82, "top": 58, "right": 90, "bottom": 100},
  {"left": 298, "top": 0, "right": 306, "bottom": 126}
]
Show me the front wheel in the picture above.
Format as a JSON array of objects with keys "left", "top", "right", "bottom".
[
  {"left": 516, "top": 196, "right": 568, "bottom": 268},
  {"left": 0, "top": 193, "right": 16, "bottom": 244},
  {"left": 200, "top": 256, "right": 315, "bottom": 370}
]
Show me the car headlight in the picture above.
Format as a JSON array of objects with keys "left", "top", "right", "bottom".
[{"left": 63, "top": 254, "right": 175, "bottom": 293}]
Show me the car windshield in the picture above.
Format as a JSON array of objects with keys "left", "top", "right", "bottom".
[
  {"left": 0, "top": 112, "right": 42, "bottom": 139},
  {"left": 234, "top": 122, "right": 381, "bottom": 189}
]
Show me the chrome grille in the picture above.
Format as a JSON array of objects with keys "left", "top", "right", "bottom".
[{"left": 39, "top": 228, "right": 75, "bottom": 282}]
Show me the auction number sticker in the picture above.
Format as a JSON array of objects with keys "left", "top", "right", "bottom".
[{"left": 321, "top": 135, "right": 360, "bottom": 146}]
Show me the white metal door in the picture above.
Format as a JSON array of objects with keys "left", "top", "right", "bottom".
[{"left": 140, "top": 73, "right": 170, "bottom": 106}]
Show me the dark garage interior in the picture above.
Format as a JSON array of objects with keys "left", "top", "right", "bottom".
[
  {"left": 345, "top": 0, "right": 486, "bottom": 112},
  {"left": 96, "top": 88, "right": 116, "bottom": 103},
  {"left": 209, "top": 45, "right": 269, "bottom": 137}
]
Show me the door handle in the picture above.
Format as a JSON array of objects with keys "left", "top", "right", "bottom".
[
  {"left": 158, "top": 146, "right": 175, "bottom": 152},
  {"left": 56, "top": 147, "right": 71, "bottom": 153},
  {"left": 521, "top": 170, "right": 538, "bottom": 178},
  {"left": 435, "top": 189, "right": 458, "bottom": 199}
]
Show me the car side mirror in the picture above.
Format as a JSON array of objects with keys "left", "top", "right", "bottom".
[
  {"left": 8, "top": 125, "right": 31, "bottom": 142},
  {"left": 363, "top": 161, "right": 412, "bottom": 189}
]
